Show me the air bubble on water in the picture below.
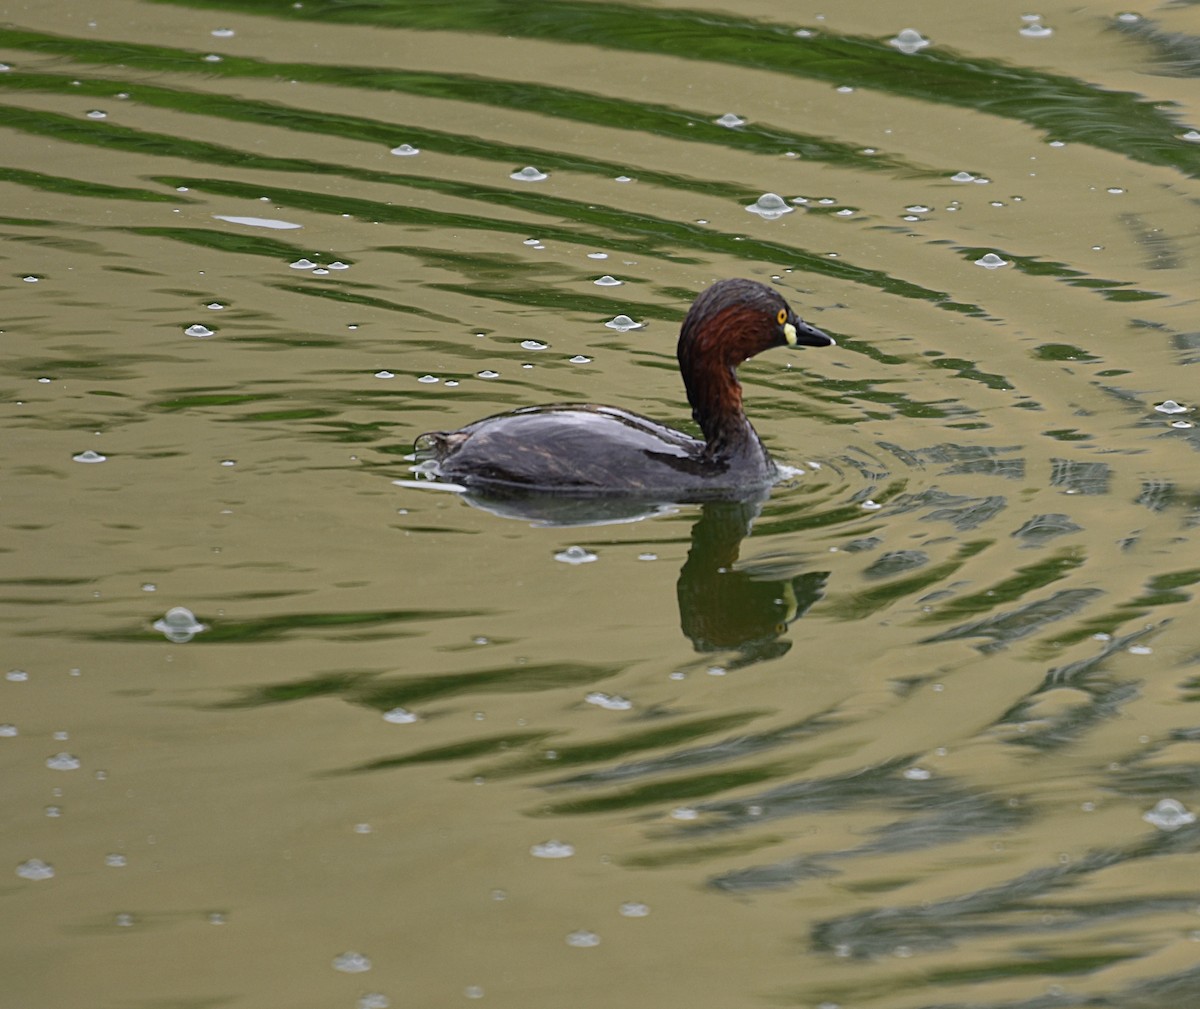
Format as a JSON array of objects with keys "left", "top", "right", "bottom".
[
  {"left": 975, "top": 253, "right": 1009, "bottom": 269},
  {"left": 585, "top": 692, "right": 632, "bottom": 711},
  {"left": 951, "top": 171, "right": 976, "bottom": 182},
  {"left": 746, "top": 192, "right": 793, "bottom": 219},
  {"left": 203, "top": 53, "right": 223, "bottom": 62},
  {"left": 390, "top": 144, "right": 420, "bottom": 156},
  {"left": 836, "top": 85, "right": 854, "bottom": 93},
  {"left": 208, "top": 912, "right": 227, "bottom": 925},
  {"left": 1129, "top": 645, "right": 1152, "bottom": 655},
  {"left": 530, "top": 839, "right": 575, "bottom": 859},
  {"left": 1107, "top": 187, "right": 1125, "bottom": 195},
  {"left": 106, "top": 853, "right": 127, "bottom": 867},
  {"left": 332, "top": 952, "right": 372, "bottom": 973},
  {"left": 1180, "top": 130, "right": 1200, "bottom": 143},
  {"left": 522, "top": 238, "right": 541, "bottom": 246},
  {"left": 1156, "top": 400, "right": 1187, "bottom": 414},
  {"left": 185, "top": 324, "right": 214, "bottom": 337},
  {"left": 0, "top": 724, "right": 16, "bottom": 737},
  {"left": 1019, "top": 22, "right": 1053, "bottom": 37},
  {"left": 587, "top": 252, "right": 608, "bottom": 260},
  {"left": 206, "top": 302, "right": 224, "bottom": 310},
  {"left": 889, "top": 28, "right": 930, "bottom": 54},
  {"left": 861, "top": 499, "right": 882, "bottom": 511},
  {"left": 289, "top": 258, "right": 317, "bottom": 270},
  {"left": 464, "top": 987, "right": 484, "bottom": 1000},
  {"left": 417, "top": 374, "right": 439, "bottom": 383},
  {"left": 906, "top": 205, "right": 930, "bottom": 214},
  {"left": 904, "top": 766, "right": 932, "bottom": 780},
  {"left": 715, "top": 113, "right": 746, "bottom": 128},
  {"left": 358, "top": 995, "right": 390, "bottom": 1009},
  {"left": 671, "top": 806, "right": 699, "bottom": 821},
  {"left": 45, "top": 805, "right": 62, "bottom": 817},
  {"left": 6, "top": 669, "right": 28, "bottom": 682},
  {"left": 1143, "top": 798, "right": 1195, "bottom": 831},
  {"left": 0, "top": 64, "right": 11, "bottom": 72},
  {"left": 327, "top": 261, "right": 350, "bottom": 270},
  {"left": 312, "top": 267, "right": 330, "bottom": 275},
  {"left": 382, "top": 707, "right": 418, "bottom": 724},
  {"left": 86, "top": 109, "right": 107, "bottom": 119},
  {"left": 354, "top": 823, "right": 372, "bottom": 834},
  {"left": 594, "top": 275, "right": 622, "bottom": 286},
  {"left": 17, "top": 859, "right": 54, "bottom": 881},
  {"left": 555, "top": 545, "right": 597, "bottom": 564},
  {"left": 614, "top": 175, "right": 634, "bottom": 183},
  {"left": 444, "top": 379, "right": 459, "bottom": 387},
  {"left": 477, "top": 370, "right": 499, "bottom": 379},
  {"left": 72, "top": 450, "right": 107, "bottom": 464},
  {"left": 370, "top": 371, "right": 394, "bottom": 381},
  {"left": 521, "top": 340, "right": 547, "bottom": 350},
  {"left": 566, "top": 929, "right": 600, "bottom": 948},
  {"left": 569, "top": 355, "right": 591, "bottom": 364},
  {"left": 211, "top": 27, "right": 235, "bottom": 36},
  {"left": 23, "top": 275, "right": 40, "bottom": 283},
  {"left": 46, "top": 752, "right": 81, "bottom": 771},
  {"left": 510, "top": 166, "right": 548, "bottom": 182},
  {"left": 795, "top": 29, "right": 815, "bottom": 38},
  {"left": 619, "top": 901, "right": 650, "bottom": 917},
  {"left": 153, "top": 606, "right": 207, "bottom": 643},
  {"left": 835, "top": 208, "right": 855, "bottom": 217},
  {"left": 605, "top": 315, "right": 644, "bottom": 332}
]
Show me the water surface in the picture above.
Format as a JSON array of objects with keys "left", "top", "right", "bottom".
[{"left": 4, "top": 2, "right": 1200, "bottom": 1007}]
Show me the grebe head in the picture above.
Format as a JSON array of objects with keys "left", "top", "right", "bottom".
[
  {"left": 678, "top": 279, "right": 834, "bottom": 368},
  {"left": 676, "top": 279, "right": 834, "bottom": 451}
]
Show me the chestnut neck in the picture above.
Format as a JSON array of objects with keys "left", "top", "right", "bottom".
[{"left": 677, "top": 302, "right": 776, "bottom": 464}]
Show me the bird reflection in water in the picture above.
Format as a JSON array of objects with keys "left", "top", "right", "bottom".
[{"left": 452, "top": 489, "right": 828, "bottom": 665}]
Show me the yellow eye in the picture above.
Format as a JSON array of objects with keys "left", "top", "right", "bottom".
[{"left": 776, "top": 309, "right": 787, "bottom": 325}]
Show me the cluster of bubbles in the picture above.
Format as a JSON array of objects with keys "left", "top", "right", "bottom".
[{"left": 289, "top": 259, "right": 350, "bottom": 274}]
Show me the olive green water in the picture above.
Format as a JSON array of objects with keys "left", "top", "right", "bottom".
[{"left": 3, "top": 2, "right": 1200, "bottom": 1007}]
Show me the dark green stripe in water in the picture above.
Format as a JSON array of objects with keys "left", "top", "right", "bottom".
[{"left": 135, "top": 0, "right": 1200, "bottom": 177}]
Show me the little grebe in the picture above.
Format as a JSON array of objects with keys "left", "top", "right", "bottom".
[{"left": 415, "top": 278, "right": 835, "bottom": 498}]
